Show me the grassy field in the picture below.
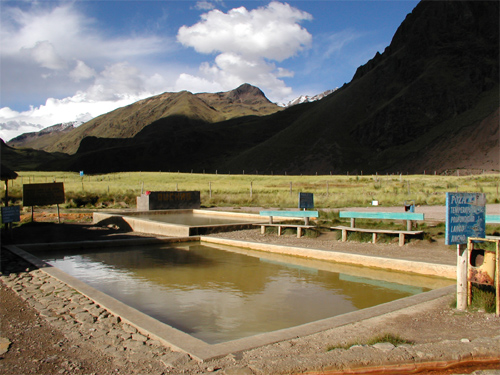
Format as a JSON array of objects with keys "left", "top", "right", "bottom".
[{"left": 2, "top": 171, "right": 499, "bottom": 209}]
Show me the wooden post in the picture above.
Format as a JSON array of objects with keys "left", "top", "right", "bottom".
[
  {"left": 250, "top": 182, "right": 253, "bottom": 198},
  {"left": 496, "top": 240, "right": 499, "bottom": 316},
  {"left": 209, "top": 181, "right": 212, "bottom": 198},
  {"left": 290, "top": 182, "right": 292, "bottom": 196},
  {"left": 457, "top": 243, "right": 468, "bottom": 311}
]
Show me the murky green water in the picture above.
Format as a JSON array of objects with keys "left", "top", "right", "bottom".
[{"left": 37, "top": 243, "right": 441, "bottom": 344}]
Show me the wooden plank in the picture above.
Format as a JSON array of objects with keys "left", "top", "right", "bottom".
[
  {"left": 339, "top": 211, "right": 424, "bottom": 221},
  {"left": 331, "top": 226, "right": 422, "bottom": 235},
  {"left": 254, "top": 224, "right": 315, "bottom": 229},
  {"left": 486, "top": 214, "right": 500, "bottom": 224},
  {"left": 260, "top": 210, "right": 319, "bottom": 218}
]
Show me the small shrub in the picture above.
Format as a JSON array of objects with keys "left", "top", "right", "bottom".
[
  {"left": 469, "top": 284, "right": 496, "bottom": 313},
  {"left": 327, "top": 333, "right": 413, "bottom": 351},
  {"left": 304, "top": 228, "right": 320, "bottom": 238}
]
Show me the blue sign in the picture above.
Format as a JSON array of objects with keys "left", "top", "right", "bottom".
[
  {"left": 298, "top": 192, "right": 314, "bottom": 209},
  {"left": 1, "top": 206, "right": 21, "bottom": 223},
  {"left": 445, "top": 192, "right": 486, "bottom": 245}
]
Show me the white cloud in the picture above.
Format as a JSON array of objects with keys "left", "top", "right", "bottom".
[
  {"left": 0, "top": 93, "right": 151, "bottom": 142},
  {"left": 24, "top": 40, "right": 67, "bottom": 70},
  {"left": 194, "top": 1, "right": 216, "bottom": 11},
  {"left": 70, "top": 60, "right": 96, "bottom": 82},
  {"left": 177, "top": 1, "right": 311, "bottom": 99},
  {"left": 0, "top": 2, "right": 177, "bottom": 141},
  {"left": 178, "top": 2, "right": 312, "bottom": 61}
]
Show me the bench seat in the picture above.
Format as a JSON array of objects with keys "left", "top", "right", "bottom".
[
  {"left": 258, "top": 210, "right": 318, "bottom": 238},
  {"left": 331, "top": 225, "right": 423, "bottom": 246},
  {"left": 254, "top": 223, "right": 316, "bottom": 238}
]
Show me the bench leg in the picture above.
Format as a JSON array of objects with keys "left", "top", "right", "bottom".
[
  {"left": 406, "top": 220, "right": 412, "bottom": 231},
  {"left": 342, "top": 229, "right": 347, "bottom": 242},
  {"left": 278, "top": 226, "right": 282, "bottom": 236},
  {"left": 261, "top": 225, "right": 266, "bottom": 235},
  {"left": 399, "top": 233, "right": 405, "bottom": 246},
  {"left": 297, "top": 227, "right": 302, "bottom": 238},
  {"left": 372, "top": 232, "right": 378, "bottom": 244}
]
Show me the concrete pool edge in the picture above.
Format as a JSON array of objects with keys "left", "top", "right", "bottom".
[
  {"left": 93, "top": 209, "right": 267, "bottom": 237},
  {"left": 201, "top": 236, "right": 457, "bottom": 279},
  {"left": 6, "top": 237, "right": 457, "bottom": 362}
]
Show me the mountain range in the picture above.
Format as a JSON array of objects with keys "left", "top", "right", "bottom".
[{"left": 3, "top": 0, "right": 499, "bottom": 175}]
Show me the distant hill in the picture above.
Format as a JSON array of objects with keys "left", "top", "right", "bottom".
[
  {"left": 8, "top": 83, "right": 281, "bottom": 155},
  {"left": 1, "top": 139, "right": 70, "bottom": 171},
  {"left": 3, "top": 1, "right": 499, "bottom": 174},
  {"left": 7, "top": 122, "right": 78, "bottom": 150}
]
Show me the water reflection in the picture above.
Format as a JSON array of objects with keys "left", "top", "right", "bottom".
[{"left": 38, "top": 243, "right": 438, "bottom": 344}]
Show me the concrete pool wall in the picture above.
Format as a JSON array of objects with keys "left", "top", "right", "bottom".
[
  {"left": 7, "top": 236, "right": 456, "bottom": 362},
  {"left": 93, "top": 209, "right": 266, "bottom": 237}
]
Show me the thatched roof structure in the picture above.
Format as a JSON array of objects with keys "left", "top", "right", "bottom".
[{"left": 1, "top": 164, "right": 18, "bottom": 181}]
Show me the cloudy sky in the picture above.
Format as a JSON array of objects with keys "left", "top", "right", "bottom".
[{"left": 0, "top": 0, "right": 418, "bottom": 142}]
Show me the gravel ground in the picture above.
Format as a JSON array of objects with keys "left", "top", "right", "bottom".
[{"left": 1, "top": 209, "right": 500, "bottom": 375}]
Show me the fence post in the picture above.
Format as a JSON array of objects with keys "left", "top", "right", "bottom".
[
  {"left": 209, "top": 181, "right": 212, "bottom": 198},
  {"left": 250, "top": 182, "right": 253, "bottom": 198}
]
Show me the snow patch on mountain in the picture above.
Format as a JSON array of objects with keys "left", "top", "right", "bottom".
[{"left": 278, "top": 89, "right": 337, "bottom": 107}]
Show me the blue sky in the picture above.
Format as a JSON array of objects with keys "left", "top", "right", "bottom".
[{"left": 0, "top": 0, "right": 419, "bottom": 141}]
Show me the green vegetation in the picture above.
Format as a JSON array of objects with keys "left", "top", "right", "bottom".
[
  {"left": 327, "top": 333, "right": 413, "bottom": 351},
  {"left": 469, "top": 285, "right": 497, "bottom": 314},
  {"left": 3, "top": 171, "right": 499, "bottom": 210}
]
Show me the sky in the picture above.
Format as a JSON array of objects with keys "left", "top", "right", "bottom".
[{"left": 0, "top": 0, "right": 419, "bottom": 142}]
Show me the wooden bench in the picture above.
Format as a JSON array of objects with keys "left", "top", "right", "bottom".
[
  {"left": 332, "top": 211, "right": 425, "bottom": 246},
  {"left": 256, "top": 210, "right": 319, "bottom": 238}
]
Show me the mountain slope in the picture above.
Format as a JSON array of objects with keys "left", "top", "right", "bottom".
[
  {"left": 7, "top": 122, "right": 76, "bottom": 150},
  {"left": 4, "top": 1, "right": 499, "bottom": 174},
  {"left": 11, "top": 84, "right": 280, "bottom": 155},
  {"left": 221, "top": 0, "right": 499, "bottom": 174}
]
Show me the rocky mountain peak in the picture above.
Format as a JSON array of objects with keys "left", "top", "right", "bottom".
[{"left": 226, "top": 83, "right": 271, "bottom": 103}]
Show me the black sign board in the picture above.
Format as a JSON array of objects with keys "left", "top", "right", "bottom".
[
  {"left": 298, "top": 192, "right": 314, "bottom": 209},
  {"left": 23, "top": 183, "right": 65, "bottom": 206}
]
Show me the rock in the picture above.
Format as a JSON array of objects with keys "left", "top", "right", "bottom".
[
  {"left": 223, "top": 367, "right": 254, "bottom": 375},
  {"left": 372, "top": 342, "right": 396, "bottom": 351},
  {"left": 122, "top": 324, "right": 137, "bottom": 334},
  {"left": 131, "top": 333, "right": 148, "bottom": 342},
  {"left": 0, "top": 337, "right": 12, "bottom": 355},
  {"left": 159, "top": 352, "right": 191, "bottom": 367},
  {"left": 74, "top": 312, "right": 95, "bottom": 325}
]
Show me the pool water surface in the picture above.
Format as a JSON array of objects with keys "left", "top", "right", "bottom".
[{"left": 38, "top": 243, "right": 432, "bottom": 344}]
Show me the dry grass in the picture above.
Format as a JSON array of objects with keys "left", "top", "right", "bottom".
[{"left": 2, "top": 171, "right": 499, "bottom": 209}]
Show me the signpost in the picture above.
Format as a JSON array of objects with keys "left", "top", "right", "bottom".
[
  {"left": 446, "top": 192, "right": 486, "bottom": 311},
  {"left": 23, "top": 182, "right": 65, "bottom": 222}
]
